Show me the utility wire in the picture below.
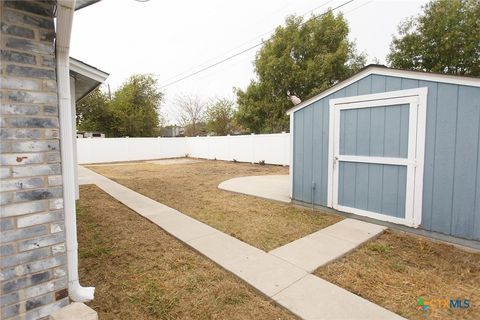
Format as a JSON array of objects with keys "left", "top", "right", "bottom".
[
  {"left": 158, "top": 0, "right": 336, "bottom": 85},
  {"left": 343, "top": 0, "right": 372, "bottom": 14},
  {"left": 158, "top": 0, "right": 354, "bottom": 89}
]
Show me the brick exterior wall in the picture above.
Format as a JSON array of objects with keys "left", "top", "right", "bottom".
[{"left": 1, "top": 1, "right": 70, "bottom": 319}]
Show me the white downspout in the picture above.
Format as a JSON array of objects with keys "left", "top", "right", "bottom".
[{"left": 56, "top": 0, "right": 95, "bottom": 302}]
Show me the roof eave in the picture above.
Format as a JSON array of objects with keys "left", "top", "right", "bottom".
[
  {"left": 69, "top": 57, "right": 109, "bottom": 102},
  {"left": 70, "top": 57, "right": 109, "bottom": 83},
  {"left": 286, "top": 66, "right": 480, "bottom": 115},
  {"left": 74, "top": 0, "right": 102, "bottom": 11}
]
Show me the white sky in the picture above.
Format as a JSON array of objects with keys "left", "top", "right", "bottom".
[{"left": 70, "top": 0, "right": 429, "bottom": 124}]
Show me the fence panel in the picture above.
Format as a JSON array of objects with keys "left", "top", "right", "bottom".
[{"left": 77, "top": 133, "right": 290, "bottom": 165}]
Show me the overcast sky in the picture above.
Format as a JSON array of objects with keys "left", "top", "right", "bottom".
[{"left": 70, "top": 0, "right": 429, "bottom": 124}]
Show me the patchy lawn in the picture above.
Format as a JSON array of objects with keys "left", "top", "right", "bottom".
[
  {"left": 314, "top": 230, "right": 480, "bottom": 320},
  {"left": 77, "top": 184, "right": 296, "bottom": 320},
  {"left": 88, "top": 160, "right": 341, "bottom": 251}
]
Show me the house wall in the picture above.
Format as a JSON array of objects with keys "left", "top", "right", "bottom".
[
  {"left": 1, "top": 1, "right": 70, "bottom": 319},
  {"left": 293, "top": 74, "right": 480, "bottom": 241}
]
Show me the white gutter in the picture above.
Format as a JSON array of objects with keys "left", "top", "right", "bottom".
[{"left": 56, "top": 0, "right": 95, "bottom": 302}]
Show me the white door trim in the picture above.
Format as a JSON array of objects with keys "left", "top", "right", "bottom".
[{"left": 327, "top": 87, "right": 428, "bottom": 227}]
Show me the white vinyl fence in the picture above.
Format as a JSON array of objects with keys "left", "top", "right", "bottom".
[{"left": 77, "top": 133, "right": 290, "bottom": 165}]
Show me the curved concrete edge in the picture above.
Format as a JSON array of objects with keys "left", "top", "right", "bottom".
[{"left": 218, "top": 175, "right": 291, "bottom": 203}]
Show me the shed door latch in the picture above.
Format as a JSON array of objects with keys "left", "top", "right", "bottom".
[{"left": 334, "top": 155, "right": 339, "bottom": 165}]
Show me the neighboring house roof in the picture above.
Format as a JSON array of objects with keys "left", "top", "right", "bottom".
[
  {"left": 70, "top": 57, "right": 109, "bottom": 102},
  {"left": 286, "top": 64, "right": 480, "bottom": 115},
  {"left": 75, "top": 0, "right": 102, "bottom": 10}
]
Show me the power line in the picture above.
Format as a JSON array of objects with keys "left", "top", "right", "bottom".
[
  {"left": 158, "top": 0, "right": 336, "bottom": 86},
  {"left": 158, "top": 0, "right": 355, "bottom": 89},
  {"left": 343, "top": 0, "right": 372, "bottom": 14}
]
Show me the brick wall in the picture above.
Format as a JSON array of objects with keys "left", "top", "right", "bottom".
[{"left": 1, "top": 1, "right": 70, "bottom": 319}]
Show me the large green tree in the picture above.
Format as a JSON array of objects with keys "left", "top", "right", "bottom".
[
  {"left": 387, "top": 0, "right": 480, "bottom": 76},
  {"left": 236, "top": 11, "right": 365, "bottom": 133},
  {"left": 76, "top": 87, "right": 112, "bottom": 133},
  {"left": 109, "top": 74, "right": 163, "bottom": 137},
  {"left": 206, "top": 98, "right": 237, "bottom": 135},
  {"left": 76, "top": 74, "right": 164, "bottom": 137}
]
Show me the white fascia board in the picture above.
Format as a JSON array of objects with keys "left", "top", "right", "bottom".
[
  {"left": 69, "top": 58, "right": 109, "bottom": 83},
  {"left": 329, "top": 88, "right": 422, "bottom": 106},
  {"left": 287, "top": 68, "right": 372, "bottom": 115},
  {"left": 379, "top": 68, "right": 480, "bottom": 88},
  {"left": 286, "top": 67, "right": 480, "bottom": 115}
]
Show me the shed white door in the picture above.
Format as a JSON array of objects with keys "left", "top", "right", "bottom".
[{"left": 327, "top": 88, "right": 427, "bottom": 227}]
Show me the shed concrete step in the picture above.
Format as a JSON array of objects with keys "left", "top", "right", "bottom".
[{"left": 49, "top": 302, "right": 97, "bottom": 320}]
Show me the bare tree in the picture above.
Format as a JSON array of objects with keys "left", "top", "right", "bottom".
[{"left": 175, "top": 94, "right": 206, "bottom": 136}]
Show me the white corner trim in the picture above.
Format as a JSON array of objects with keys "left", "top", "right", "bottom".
[
  {"left": 70, "top": 58, "right": 109, "bottom": 83},
  {"left": 327, "top": 101, "right": 335, "bottom": 208},
  {"left": 286, "top": 66, "right": 480, "bottom": 115},
  {"left": 413, "top": 87, "right": 428, "bottom": 226},
  {"left": 289, "top": 113, "right": 294, "bottom": 199}
]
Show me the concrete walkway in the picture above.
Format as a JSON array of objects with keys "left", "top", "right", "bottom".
[
  {"left": 270, "top": 219, "right": 386, "bottom": 272},
  {"left": 218, "top": 175, "right": 291, "bottom": 203},
  {"left": 79, "top": 166, "right": 402, "bottom": 320}
]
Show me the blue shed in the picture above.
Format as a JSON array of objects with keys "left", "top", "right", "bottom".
[{"left": 287, "top": 65, "right": 480, "bottom": 243}]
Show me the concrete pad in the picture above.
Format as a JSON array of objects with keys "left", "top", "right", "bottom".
[
  {"left": 269, "top": 219, "right": 386, "bottom": 272},
  {"left": 320, "top": 218, "right": 387, "bottom": 244},
  {"left": 84, "top": 158, "right": 202, "bottom": 167},
  {"left": 49, "top": 302, "right": 98, "bottom": 320},
  {"left": 86, "top": 161, "right": 145, "bottom": 167},
  {"left": 218, "top": 175, "right": 290, "bottom": 203},
  {"left": 273, "top": 275, "right": 405, "bottom": 320},
  {"left": 147, "top": 158, "right": 203, "bottom": 165},
  {"left": 270, "top": 233, "right": 359, "bottom": 272}
]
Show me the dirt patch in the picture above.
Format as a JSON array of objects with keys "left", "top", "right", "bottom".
[
  {"left": 314, "top": 230, "right": 480, "bottom": 320},
  {"left": 78, "top": 184, "right": 296, "bottom": 320},
  {"left": 88, "top": 160, "right": 341, "bottom": 251}
]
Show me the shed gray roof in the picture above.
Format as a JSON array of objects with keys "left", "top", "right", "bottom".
[{"left": 287, "top": 65, "right": 480, "bottom": 115}]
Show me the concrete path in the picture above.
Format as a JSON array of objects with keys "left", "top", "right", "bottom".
[
  {"left": 79, "top": 166, "right": 403, "bottom": 320},
  {"left": 270, "top": 219, "right": 387, "bottom": 272},
  {"left": 218, "top": 175, "right": 291, "bottom": 203}
]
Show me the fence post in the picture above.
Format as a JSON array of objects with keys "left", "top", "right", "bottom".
[
  {"left": 227, "top": 134, "right": 231, "bottom": 161},
  {"left": 282, "top": 131, "right": 288, "bottom": 166},
  {"left": 251, "top": 133, "right": 255, "bottom": 164}
]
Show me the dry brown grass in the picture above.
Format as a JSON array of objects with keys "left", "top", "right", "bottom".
[
  {"left": 314, "top": 230, "right": 480, "bottom": 320},
  {"left": 78, "top": 184, "right": 296, "bottom": 320},
  {"left": 88, "top": 160, "right": 341, "bottom": 251}
]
